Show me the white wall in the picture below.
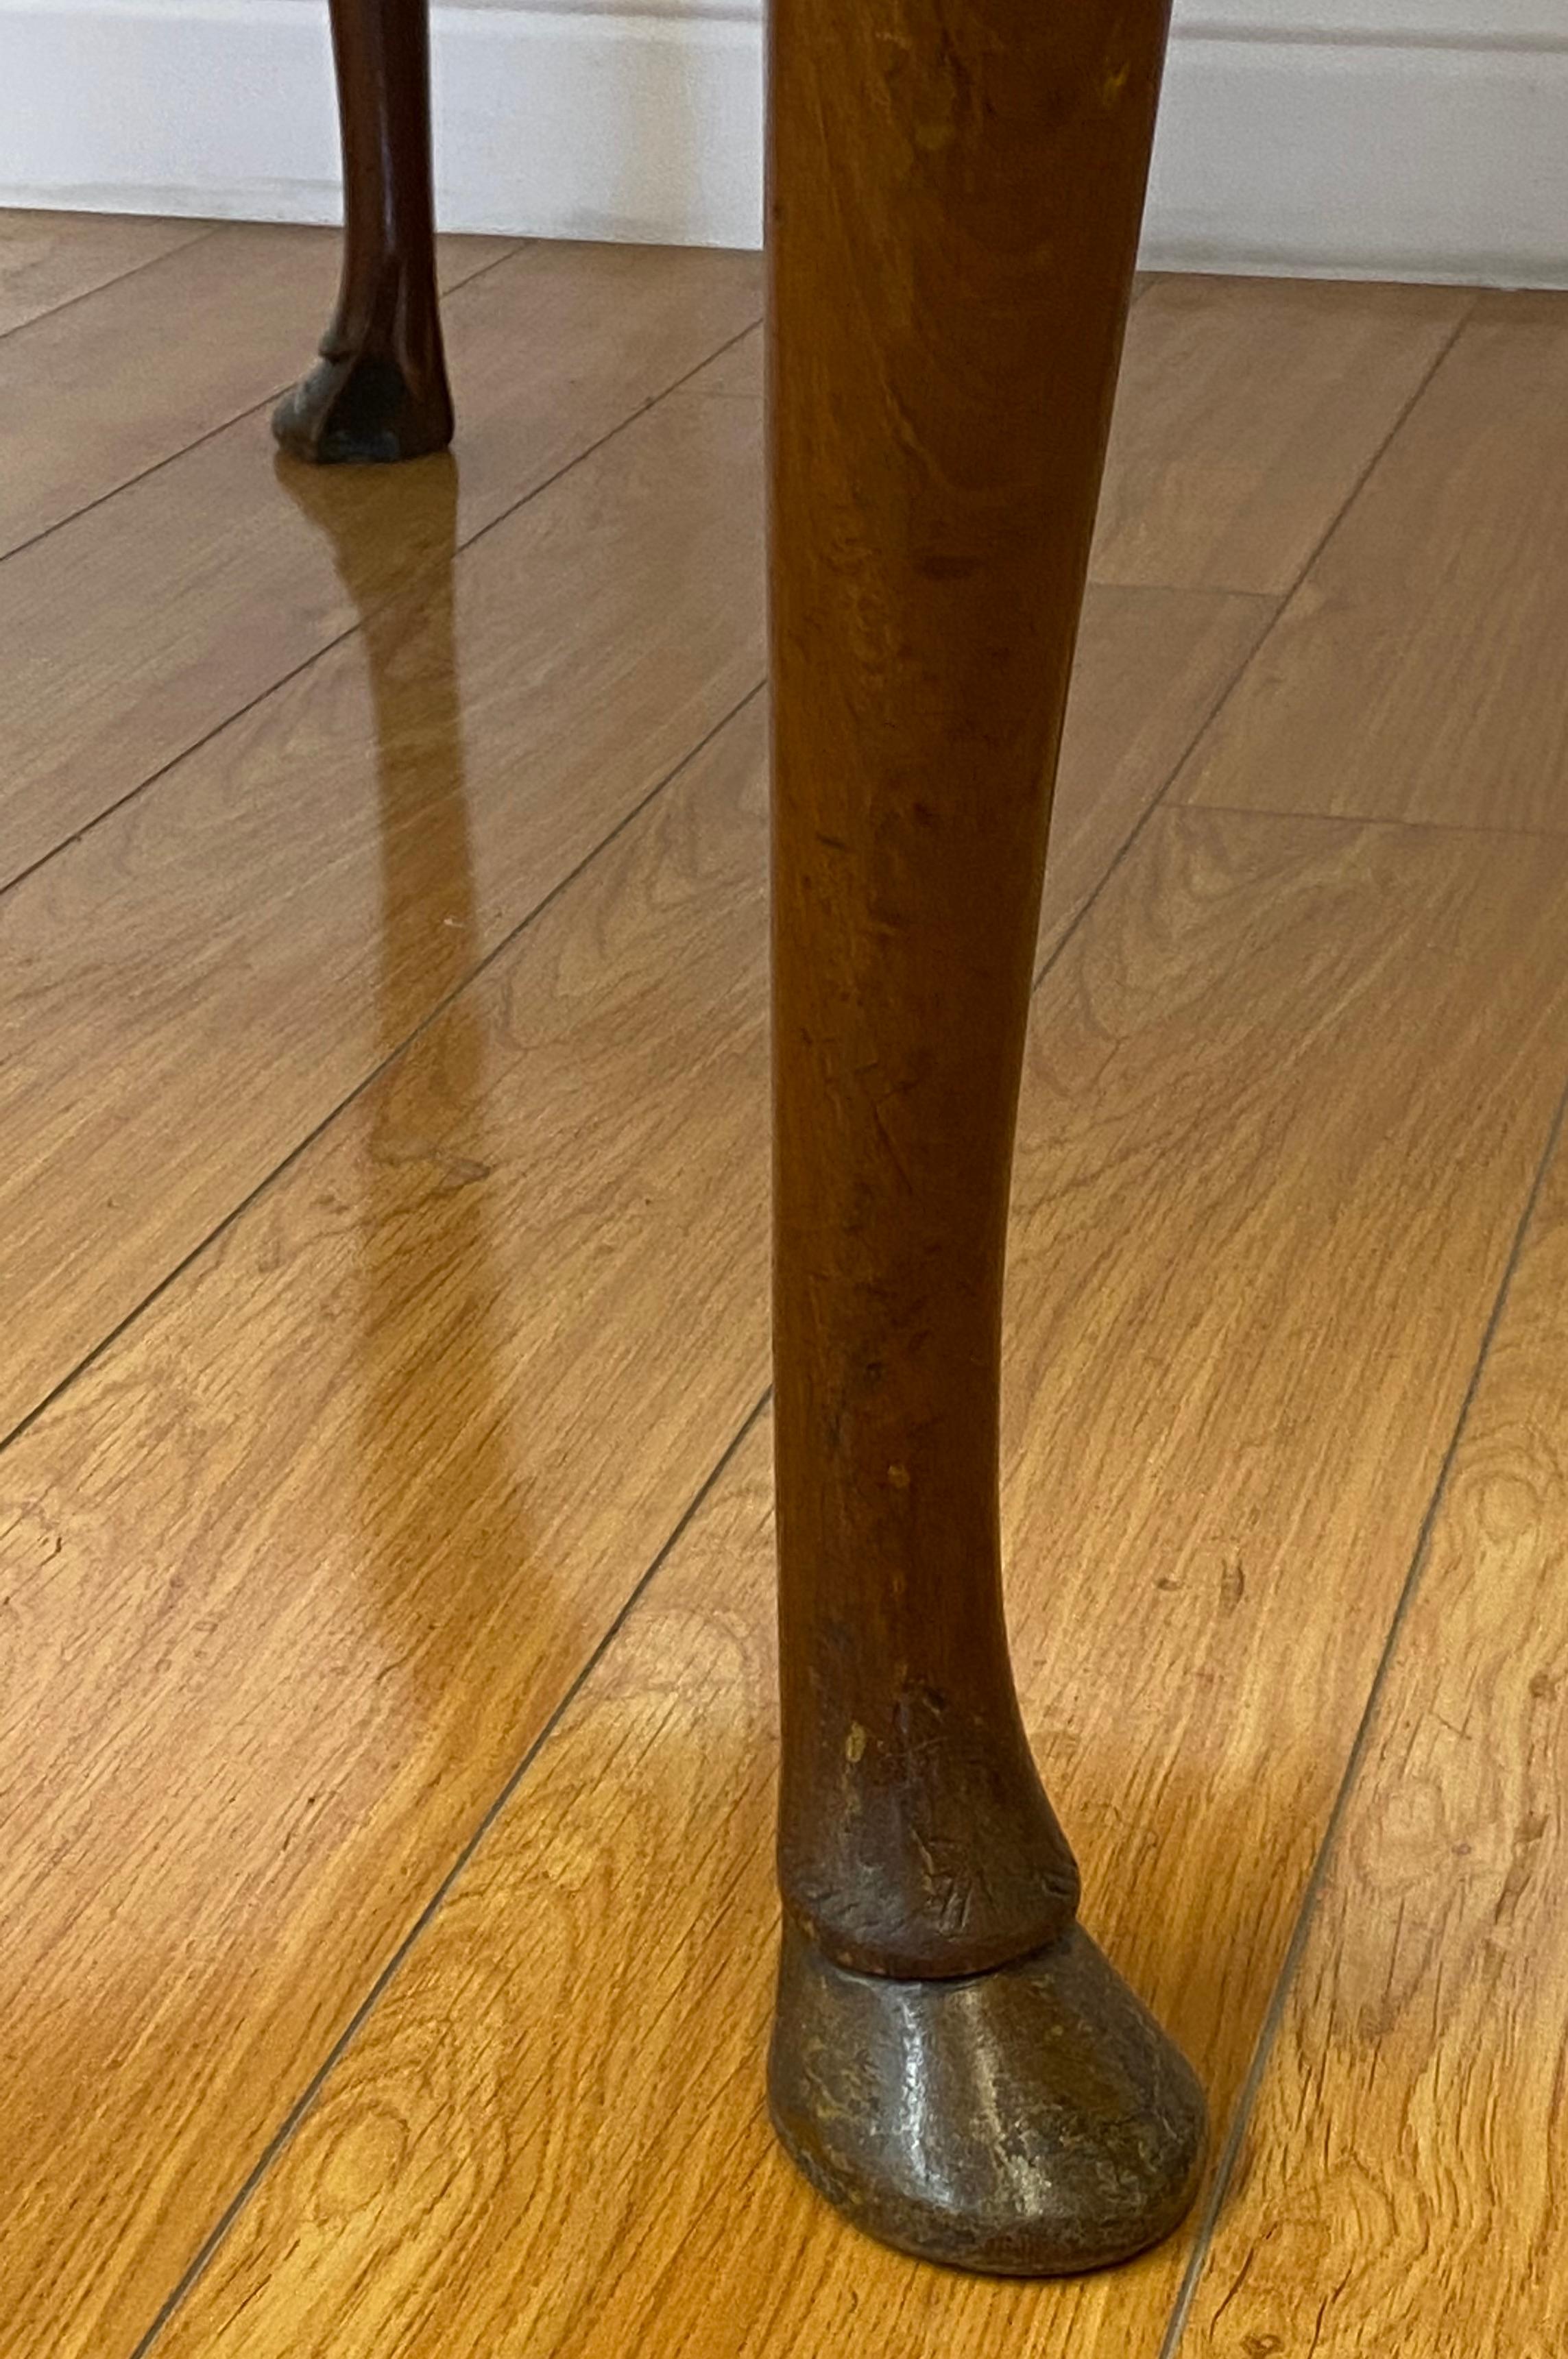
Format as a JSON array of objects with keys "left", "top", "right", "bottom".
[
  {"left": 0, "top": 0, "right": 1565, "bottom": 282},
  {"left": 1147, "top": 1, "right": 1568, "bottom": 282}
]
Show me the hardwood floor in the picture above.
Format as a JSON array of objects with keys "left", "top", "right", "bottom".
[
  {"left": 2, "top": 214, "right": 1565, "bottom": 2358},
  {"left": 1182, "top": 1135, "right": 1568, "bottom": 2356},
  {"left": 1089, "top": 275, "right": 1471, "bottom": 593},
  {"left": 0, "top": 227, "right": 514, "bottom": 562},
  {"left": 1172, "top": 291, "right": 1568, "bottom": 833},
  {"left": 0, "top": 243, "right": 760, "bottom": 886},
  {"left": 3, "top": 344, "right": 765, "bottom": 1435},
  {"left": 0, "top": 210, "right": 210, "bottom": 337}
]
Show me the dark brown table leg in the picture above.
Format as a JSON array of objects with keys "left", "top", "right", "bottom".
[
  {"left": 767, "top": 0, "right": 1206, "bottom": 2274},
  {"left": 274, "top": 0, "right": 454, "bottom": 463}
]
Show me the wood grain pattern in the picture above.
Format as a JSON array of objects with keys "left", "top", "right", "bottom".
[
  {"left": 0, "top": 354, "right": 765, "bottom": 1442},
  {"left": 1042, "top": 585, "right": 1272, "bottom": 963},
  {"left": 1174, "top": 291, "right": 1568, "bottom": 832},
  {"left": 1179, "top": 1133, "right": 1568, "bottom": 2359},
  {"left": 1090, "top": 276, "right": 1471, "bottom": 594},
  {"left": 0, "top": 695, "right": 773, "bottom": 2359},
  {"left": 0, "top": 207, "right": 211, "bottom": 337},
  {"left": 0, "top": 243, "right": 761, "bottom": 887},
  {"left": 142, "top": 806, "right": 1568, "bottom": 2358},
  {"left": 0, "top": 222, "right": 511, "bottom": 560}
]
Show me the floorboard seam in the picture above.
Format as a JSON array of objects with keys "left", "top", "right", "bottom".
[
  {"left": 0, "top": 219, "right": 224, "bottom": 349},
  {"left": 0, "top": 294, "right": 760, "bottom": 905},
  {"left": 125, "top": 1386, "right": 774, "bottom": 2359},
  {"left": 1155, "top": 1062, "right": 1568, "bottom": 2359},
  {"left": 1039, "top": 296, "right": 1480, "bottom": 1026},
  {"left": 0, "top": 679, "right": 765, "bottom": 1462},
  {"left": 1141, "top": 291, "right": 1479, "bottom": 822},
  {"left": 0, "top": 234, "right": 527, "bottom": 576},
  {"left": 1029, "top": 605, "right": 1277, "bottom": 992}
]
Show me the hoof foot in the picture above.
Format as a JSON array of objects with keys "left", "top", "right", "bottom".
[
  {"left": 272, "top": 350, "right": 454, "bottom": 465},
  {"left": 769, "top": 1917, "right": 1206, "bottom": 2275}
]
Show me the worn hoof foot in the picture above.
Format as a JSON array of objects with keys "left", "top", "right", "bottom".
[
  {"left": 272, "top": 350, "right": 454, "bottom": 465},
  {"left": 768, "top": 1917, "right": 1206, "bottom": 2275}
]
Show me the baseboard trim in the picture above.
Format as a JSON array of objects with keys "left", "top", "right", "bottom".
[
  {"left": 1, "top": 0, "right": 1565, "bottom": 283},
  {"left": 1146, "top": 28, "right": 1568, "bottom": 285}
]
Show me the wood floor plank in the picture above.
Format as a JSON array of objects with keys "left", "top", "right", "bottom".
[
  {"left": 0, "top": 695, "right": 775, "bottom": 2359},
  {"left": 0, "top": 244, "right": 761, "bottom": 888},
  {"left": 0, "top": 222, "right": 513, "bottom": 559},
  {"left": 1177, "top": 1133, "right": 1568, "bottom": 2359},
  {"left": 0, "top": 352, "right": 766, "bottom": 1443},
  {"left": 676, "top": 319, "right": 762, "bottom": 397},
  {"left": 0, "top": 207, "right": 211, "bottom": 337},
  {"left": 1089, "top": 276, "right": 1470, "bottom": 594},
  {"left": 1041, "top": 585, "right": 1272, "bottom": 962},
  {"left": 0, "top": 545, "right": 1249, "bottom": 1453},
  {"left": 140, "top": 806, "right": 1568, "bottom": 2359},
  {"left": 1172, "top": 292, "right": 1568, "bottom": 832}
]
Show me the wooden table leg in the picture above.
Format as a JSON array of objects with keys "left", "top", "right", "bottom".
[
  {"left": 767, "top": 0, "right": 1205, "bottom": 2274},
  {"left": 273, "top": 0, "right": 454, "bottom": 463}
]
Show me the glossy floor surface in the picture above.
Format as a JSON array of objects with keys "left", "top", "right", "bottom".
[{"left": 3, "top": 213, "right": 1566, "bottom": 2359}]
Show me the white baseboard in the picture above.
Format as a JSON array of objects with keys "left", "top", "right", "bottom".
[
  {"left": 1146, "top": 21, "right": 1568, "bottom": 285},
  {"left": 0, "top": 0, "right": 768, "bottom": 247},
  {"left": 1, "top": 0, "right": 1565, "bottom": 283}
]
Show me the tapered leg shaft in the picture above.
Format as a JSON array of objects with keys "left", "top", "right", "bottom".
[
  {"left": 274, "top": 0, "right": 454, "bottom": 463},
  {"left": 768, "top": 0, "right": 1206, "bottom": 2273}
]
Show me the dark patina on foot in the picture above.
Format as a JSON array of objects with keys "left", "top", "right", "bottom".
[
  {"left": 769, "top": 1916, "right": 1206, "bottom": 2275},
  {"left": 272, "top": 346, "right": 454, "bottom": 465}
]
